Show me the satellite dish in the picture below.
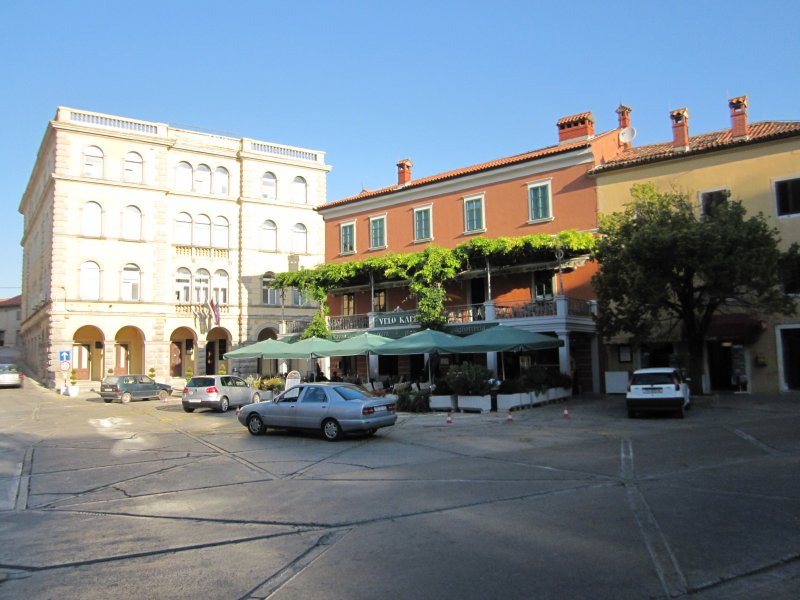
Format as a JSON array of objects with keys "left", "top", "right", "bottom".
[{"left": 619, "top": 126, "right": 637, "bottom": 144}]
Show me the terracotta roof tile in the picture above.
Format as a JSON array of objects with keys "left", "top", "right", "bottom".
[
  {"left": 591, "top": 121, "right": 800, "bottom": 173},
  {"left": 0, "top": 295, "right": 21, "bottom": 307},
  {"left": 557, "top": 112, "right": 594, "bottom": 125},
  {"left": 321, "top": 131, "right": 615, "bottom": 210}
]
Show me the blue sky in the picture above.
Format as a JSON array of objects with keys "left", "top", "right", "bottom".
[{"left": 1, "top": 0, "right": 798, "bottom": 296}]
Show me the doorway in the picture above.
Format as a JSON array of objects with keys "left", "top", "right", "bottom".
[{"left": 780, "top": 328, "right": 800, "bottom": 390}]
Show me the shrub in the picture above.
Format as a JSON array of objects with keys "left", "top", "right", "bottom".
[
  {"left": 445, "top": 362, "right": 493, "bottom": 396},
  {"left": 395, "top": 387, "right": 430, "bottom": 413},
  {"left": 498, "top": 377, "right": 525, "bottom": 394},
  {"left": 261, "top": 377, "right": 285, "bottom": 392},
  {"left": 431, "top": 377, "right": 453, "bottom": 395}
]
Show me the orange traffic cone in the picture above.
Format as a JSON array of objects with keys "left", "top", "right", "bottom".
[
  {"left": 562, "top": 406, "right": 570, "bottom": 419},
  {"left": 446, "top": 411, "right": 453, "bottom": 424},
  {"left": 506, "top": 410, "right": 513, "bottom": 423}
]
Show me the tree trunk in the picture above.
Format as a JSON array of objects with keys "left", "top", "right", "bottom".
[{"left": 686, "top": 334, "right": 705, "bottom": 396}]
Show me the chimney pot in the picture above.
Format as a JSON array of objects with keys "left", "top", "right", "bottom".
[
  {"left": 396, "top": 158, "right": 413, "bottom": 186},
  {"left": 670, "top": 108, "right": 690, "bottom": 150},
  {"left": 616, "top": 104, "right": 632, "bottom": 129},
  {"left": 557, "top": 112, "right": 595, "bottom": 143},
  {"left": 729, "top": 95, "right": 749, "bottom": 139}
]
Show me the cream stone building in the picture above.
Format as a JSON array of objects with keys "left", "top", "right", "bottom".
[{"left": 18, "top": 107, "right": 330, "bottom": 389}]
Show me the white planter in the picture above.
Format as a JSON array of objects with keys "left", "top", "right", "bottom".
[
  {"left": 530, "top": 387, "right": 571, "bottom": 405},
  {"left": 67, "top": 385, "right": 80, "bottom": 397},
  {"left": 430, "top": 394, "right": 456, "bottom": 412},
  {"left": 458, "top": 394, "right": 492, "bottom": 413},
  {"left": 497, "top": 393, "right": 525, "bottom": 411}
]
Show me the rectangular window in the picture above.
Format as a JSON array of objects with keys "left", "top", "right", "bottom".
[
  {"left": 533, "top": 270, "right": 555, "bottom": 301},
  {"left": 700, "top": 189, "right": 729, "bottom": 216},
  {"left": 342, "top": 293, "right": 355, "bottom": 316},
  {"left": 340, "top": 222, "right": 355, "bottom": 254},
  {"left": 776, "top": 177, "right": 800, "bottom": 216},
  {"left": 414, "top": 206, "right": 432, "bottom": 241},
  {"left": 369, "top": 216, "right": 386, "bottom": 249},
  {"left": 464, "top": 195, "right": 484, "bottom": 233},
  {"left": 528, "top": 181, "right": 552, "bottom": 222},
  {"left": 373, "top": 289, "right": 386, "bottom": 312}
]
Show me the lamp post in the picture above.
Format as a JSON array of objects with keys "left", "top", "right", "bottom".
[{"left": 555, "top": 247, "right": 565, "bottom": 295}]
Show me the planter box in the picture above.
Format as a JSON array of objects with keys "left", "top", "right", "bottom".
[
  {"left": 429, "top": 394, "right": 456, "bottom": 412},
  {"left": 458, "top": 394, "right": 491, "bottom": 413},
  {"left": 497, "top": 393, "right": 526, "bottom": 411},
  {"left": 67, "top": 385, "right": 80, "bottom": 397},
  {"left": 530, "top": 387, "right": 571, "bottom": 406}
]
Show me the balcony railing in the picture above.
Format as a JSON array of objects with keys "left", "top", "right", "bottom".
[
  {"left": 175, "top": 245, "right": 230, "bottom": 260},
  {"left": 326, "top": 297, "right": 595, "bottom": 332}
]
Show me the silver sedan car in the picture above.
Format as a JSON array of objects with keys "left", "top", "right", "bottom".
[{"left": 238, "top": 382, "right": 397, "bottom": 441}]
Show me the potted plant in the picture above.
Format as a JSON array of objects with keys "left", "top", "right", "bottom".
[
  {"left": 185, "top": 366, "right": 194, "bottom": 382},
  {"left": 67, "top": 369, "right": 80, "bottom": 397},
  {"left": 147, "top": 367, "right": 156, "bottom": 380},
  {"left": 260, "top": 376, "right": 285, "bottom": 401},
  {"left": 445, "top": 362, "right": 493, "bottom": 413},
  {"left": 429, "top": 377, "right": 456, "bottom": 412}
]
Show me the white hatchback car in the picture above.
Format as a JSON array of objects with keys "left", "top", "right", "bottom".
[{"left": 626, "top": 367, "right": 691, "bottom": 418}]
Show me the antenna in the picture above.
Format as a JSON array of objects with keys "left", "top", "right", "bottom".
[{"left": 619, "top": 127, "right": 637, "bottom": 144}]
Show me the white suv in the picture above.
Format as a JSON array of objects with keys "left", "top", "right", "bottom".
[{"left": 626, "top": 368, "right": 691, "bottom": 418}]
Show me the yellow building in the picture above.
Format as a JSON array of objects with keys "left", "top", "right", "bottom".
[
  {"left": 593, "top": 96, "right": 800, "bottom": 394},
  {"left": 18, "top": 108, "right": 331, "bottom": 390}
]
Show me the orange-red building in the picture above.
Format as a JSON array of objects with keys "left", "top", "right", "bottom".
[{"left": 316, "top": 109, "right": 632, "bottom": 390}]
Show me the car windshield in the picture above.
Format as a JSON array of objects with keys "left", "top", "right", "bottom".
[
  {"left": 633, "top": 372, "right": 675, "bottom": 385},
  {"left": 187, "top": 377, "right": 215, "bottom": 387},
  {"left": 332, "top": 385, "right": 371, "bottom": 401},
  {"left": 0, "top": 364, "right": 19, "bottom": 373}
]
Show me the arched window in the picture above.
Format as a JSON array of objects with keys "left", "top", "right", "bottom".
[
  {"left": 262, "top": 172, "right": 277, "bottom": 201},
  {"left": 123, "top": 152, "right": 143, "bottom": 183},
  {"left": 82, "top": 146, "right": 104, "bottom": 178},
  {"left": 121, "top": 264, "right": 141, "bottom": 301},
  {"left": 174, "top": 212, "right": 192, "bottom": 245},
  {"left": 212, "top": 216, "right": 228, "bottom": 248},
  {"left": 79, "top": 261, "right": 101, "bottom": 300},
  {"left": 194, "top": 214, "right": 211, "bottom": 247},
  {"left": 81, "top": 201, "right": 102, "bottom": 237},
  {"left": 122, "top": 205, "right": 142, "bottom": 240},
  {"left": 194, "top": 269, "right": 210, "bottom": 303},
  {"left": 176, "top": 161, "right": 193, "bottom": 191},
  {"left": 213, "top": 167, "right": 229, "bottom": 195},
  {"left": 195, "top": 164, "right": 211, "bottom": 194},
  {"left": 212, "top": 270, "right": 229, "bottom": 304},
  {"left": 261, "top": 272, "right": 281, "bottom": 305},
  {"left": 175, "top": 268, "right": 191, "bottom": 302},
  {"left": 262, "top": 219, "right": 277, "bottom": 251},
  {"left": 292, "top": 223, "right": 307, "bottom": 254},
  {"left": 292, "top": 176, "right": 307, "bottom": 204}
]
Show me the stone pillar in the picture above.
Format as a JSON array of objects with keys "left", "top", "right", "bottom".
[{"left": 557, "top": 331, "right": 571, "bottom": 375}]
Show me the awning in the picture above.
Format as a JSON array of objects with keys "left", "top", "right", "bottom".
[{"left": 706, "top": 314, "right": 764, "bottom": 344}]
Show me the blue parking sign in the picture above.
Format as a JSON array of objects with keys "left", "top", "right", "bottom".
[{"left": 59, "top": 351, "right": 71, "bottom": 361}]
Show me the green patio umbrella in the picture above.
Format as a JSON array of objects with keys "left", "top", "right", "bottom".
[
  {"left": 282, "top": 336, "right": 342, "bottom": 359},
  {"left": 457, "top": 325, "right": 562, "bottom": 353},
  {"left": 322, "top": 332, "right": 391, "bottom": 357},
  {"left": 224, "top": 338, "right": 296, "bottom": 359},
  {"left": 372, "top": 328, "right": 466, "bottom": 356}
]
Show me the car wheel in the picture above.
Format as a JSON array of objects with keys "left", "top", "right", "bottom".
[
  {"left": 158, "top": 390, "right": 169, "bottom": 401},
  {"left": 103, "top": 399, "right": 112, "bottom": 404},
  {"left": 322, "top": 418, "right": 342, "bottom": 442},
  {"left": 183, "top": 406, "right": 195, "bottom": 413},
  {"left": 218, "top": 397, "right": 229, "bottom": 413},
  {"left": 247, "top": 414, "right": 265, "bottom": 435},
  {"left": 121, "top": 392, "right": 132, "bottom": 404},
  {"left": 252, "top": 392, "right": 260, "bottom": 403}
]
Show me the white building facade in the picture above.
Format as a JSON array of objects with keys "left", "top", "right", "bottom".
[{"left": 18, "top": 107, "right": 330, "bottom": 388}]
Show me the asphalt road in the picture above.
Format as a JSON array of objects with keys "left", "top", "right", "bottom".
[{"left": 1, "top": 380, "right": 799, "bottom": 599}]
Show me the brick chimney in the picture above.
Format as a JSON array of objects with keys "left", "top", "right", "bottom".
[
  {"left": 397, "top": 158, "right": 413, "bottom": 186},
  {"left": 616, "top": 104, "right": 632, "bottom": 129},
  {"left": 557, "top": 112, "right": 595, "bottom": 144},
  {"left": 670, "top": 108, "right": 690, "bottom": 150},
  {"left": 729, "top": 95, "right": 749, "bottom": 139}
]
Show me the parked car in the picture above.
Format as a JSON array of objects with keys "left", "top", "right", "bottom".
[
  {"left": 182, "top": 375, "right": 260, "bottom": 413},
  {"left": 238, "top": 382, "right": 397, "bottom": 441},
  {"left": 626, "top": 367, "right": 691, "bottom": 418},
  {"left": 99, "top": 375, "right": 172, "bottom": 403},
  {"left": 0, "top": 364, "right": 24, "bottom": 388}
]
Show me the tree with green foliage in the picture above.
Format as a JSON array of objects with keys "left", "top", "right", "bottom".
[{"left": 593, "top": 183, "right": 796, "bottom": 393}]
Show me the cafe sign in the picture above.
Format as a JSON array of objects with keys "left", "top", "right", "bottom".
[{"left": 374, "top": 310, "right": 419, "bottom": 328}]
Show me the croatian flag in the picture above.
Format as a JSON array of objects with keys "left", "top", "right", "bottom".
[{"left": 209, "top": 298, "right": 220, "bottom": 326}]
